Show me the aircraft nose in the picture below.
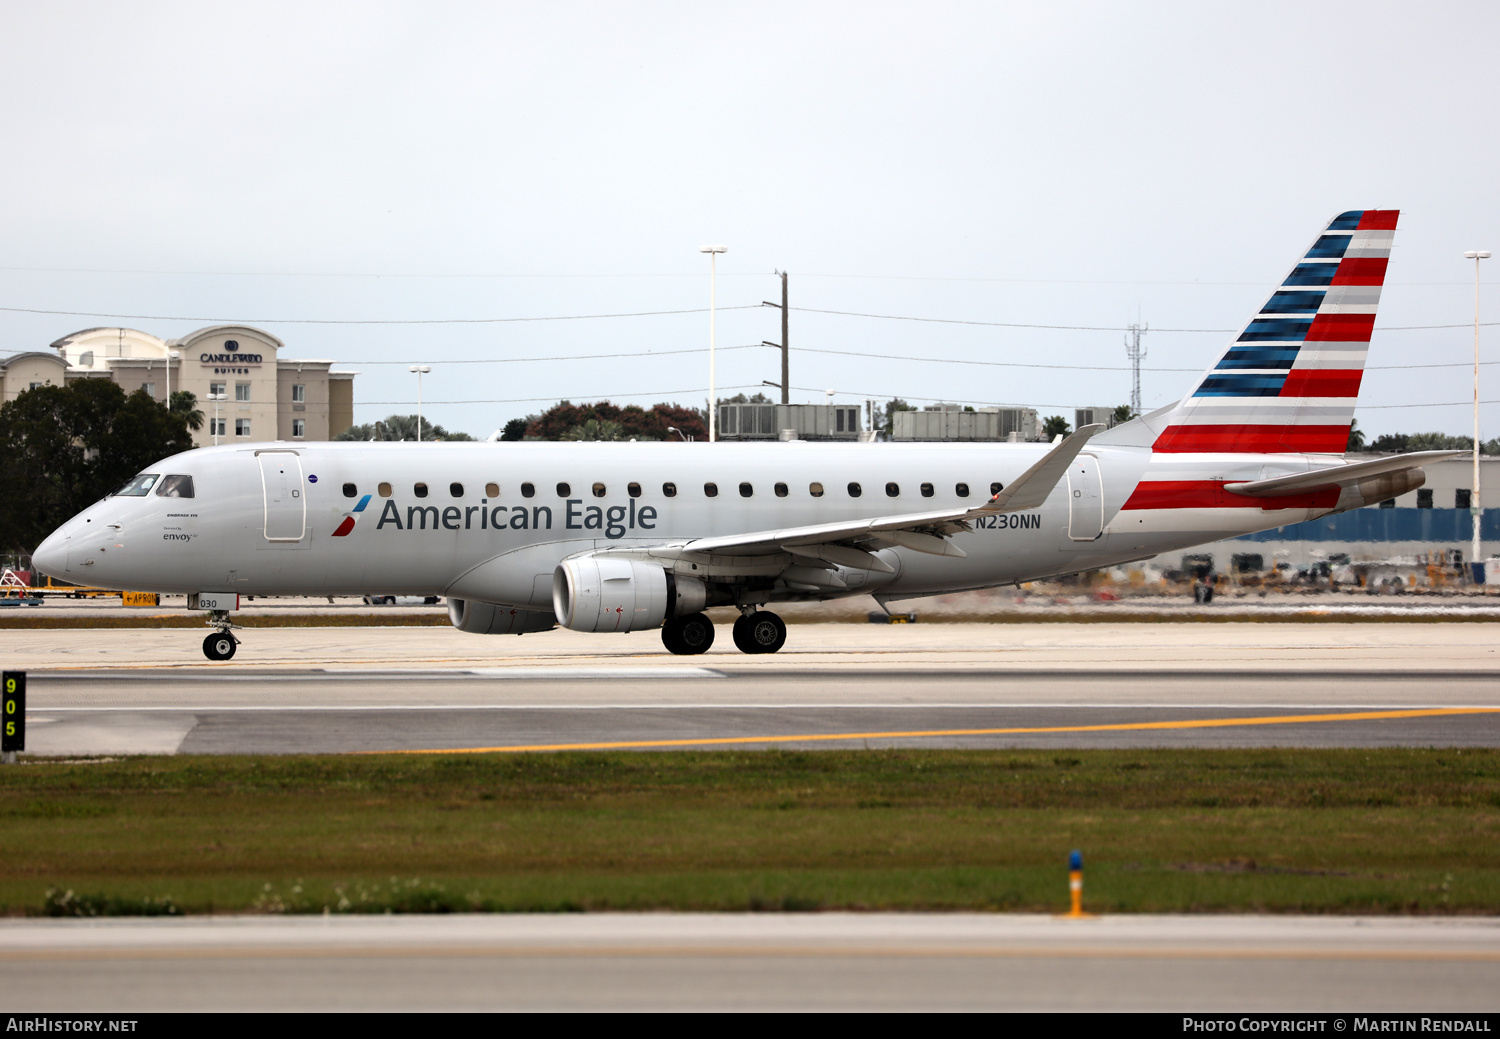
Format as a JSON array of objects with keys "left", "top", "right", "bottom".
[{"left": 31, "top": 528, "right": 69, "bottom": 580}]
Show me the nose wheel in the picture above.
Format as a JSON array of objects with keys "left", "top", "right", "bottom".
[
  {"left": 202, "top": 631, "right": 238, "bottom": 661},
  {"left": 202, "top": 610, "right": 239, "bottom": 660},
  {"left": 732, "top": 610, "right": 787, "bottom": 654}
]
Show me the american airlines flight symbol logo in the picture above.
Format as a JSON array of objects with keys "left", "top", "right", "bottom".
[{"left": 332, "top": 495, "right": 373, "bottom": 537}]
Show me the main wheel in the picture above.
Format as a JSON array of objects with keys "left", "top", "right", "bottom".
[
  {"left": 203, "top": 632, "right": 237, "bottom": 661},
  {"left": 732, "top": 615, "right": 758, "bottom": 654},
  {"left": 735, "top": 611, "right": 786, "bottom": 654},
  {"left": 662, "top": 613, "right": 715, "bottom": 655}
]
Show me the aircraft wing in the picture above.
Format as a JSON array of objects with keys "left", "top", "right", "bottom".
[
  {"left": 1222, "top": 450, "right": 1466, "bottom": 497},
  {"left": 592, "top": 424, "right": 1105, "bottom": 576}
]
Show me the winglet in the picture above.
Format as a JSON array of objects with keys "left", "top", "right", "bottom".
[{"left": 974, "top": 423, "right": 1106, "bottom": 514}]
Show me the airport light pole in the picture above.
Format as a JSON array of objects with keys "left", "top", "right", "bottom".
[
  {"left": 409, "top": 365, "right": 431, "bottom": 442},
  {"left": 1466, "top": 250, "right": 1492, "bottom": 579},
  {"left": 700, "top": 245, "right": 726, "bottom": 442}
]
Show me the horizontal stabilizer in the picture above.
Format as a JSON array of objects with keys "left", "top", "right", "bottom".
[
  {"left": 977, "top": 424, "right": 1105, "bottom": 512},
  {"left": 1223, "top": 450, "right": 1465, "bottom": 497}
]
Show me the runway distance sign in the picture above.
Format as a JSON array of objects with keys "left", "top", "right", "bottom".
[{"left": 2, "top": 671, "right": 23, "bottom": 753}]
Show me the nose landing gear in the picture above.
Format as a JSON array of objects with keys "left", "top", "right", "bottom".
[
  {"left": 202, "top": 611, "right": 239, "bottom": 661},
  {"left": 732, "top": 609, "right": 787, "bottom": 654}
]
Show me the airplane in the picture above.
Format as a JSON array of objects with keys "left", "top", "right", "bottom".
[{"left": 30, "top": 209, "right": 1460, "bottom": 661}]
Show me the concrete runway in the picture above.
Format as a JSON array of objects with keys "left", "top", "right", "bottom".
[
  {"left": 11, "top": 622, "right": 1500, "bottom": 753},
  {"left": 3, "top": 913, "right": 1498, "bottom": 1011}
]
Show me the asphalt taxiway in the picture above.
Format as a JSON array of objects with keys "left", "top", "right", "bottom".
[{"left": 8, "top": 621, "right": 1500, "bottom": 754}]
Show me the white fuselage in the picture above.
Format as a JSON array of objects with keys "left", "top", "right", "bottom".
[{"left": 31, "top": 439, "right": 1335, "bottom": 608}]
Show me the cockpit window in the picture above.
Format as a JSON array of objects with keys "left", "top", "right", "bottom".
[
  {"left": 155, "top": 475, "right": 195, "bottom": 499},
  {"left": 112, "top": 474, "right": 159, "bottom": 496}
]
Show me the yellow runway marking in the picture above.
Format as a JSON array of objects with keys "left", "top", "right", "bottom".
[{"left": 380, "top": 707, "right": 1500, "bottom": 755}]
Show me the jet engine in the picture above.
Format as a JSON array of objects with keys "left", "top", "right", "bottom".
[
  {"left": 446, "top": 597, "right": 556, "bottom": 635},
  {"left": 552, "top": 557, "right": 706, "bottom": 633},
  {"left": 1333, "top": 468, "right": 1427, "bottom": 513}
]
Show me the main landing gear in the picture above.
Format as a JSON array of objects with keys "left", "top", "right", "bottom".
[
  {"left": 661, "top": 612, "right": 715, "bottom": 655},
  {"left": 732, "top": 610, "right": 787, "bottom": 654},
  {"left": 661, "top": 609, "right": 788, "bottom": 656},
  {"left": 202, "top": 611, "right": 239, "bottom": 661}
]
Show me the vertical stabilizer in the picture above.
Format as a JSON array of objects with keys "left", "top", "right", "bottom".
[{"left": 1152, "top": 210, "right": 1398, "bottom": 455}]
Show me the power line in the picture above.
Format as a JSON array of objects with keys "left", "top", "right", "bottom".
[
  {"left": 791, "top": 306, "right": 1500, "bottom": 333},
  {"left": 4, "top": 263, "right": 1495, "bottom": 289},
  {"left": 355, "top": 385, "right": 766, "bottom": 408},
  {"left": 0, "top": 304, "right": 760, "bottom": 325}
]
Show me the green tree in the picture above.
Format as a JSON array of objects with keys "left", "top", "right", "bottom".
[
  {"left": 1042, "top": 415, "right": 1072, "bottom": 439},
  {"left": 0, "top": 382, "right": 193, "bottom": 555},
  {"left": 1345, "top": 418, "right": 1366, "bottom": 452},
  {"left": 520, "top": 401, "right": 707, "bottom": 442},
  {"left": 1111, "top": 404, "right": 1135, "bottom": 425},
  {"left": 499, "top": 418, "right": 529, "bottom": 441},
  {"left": 879, "top": 398, "right": 916, "bottom": 438},
  {"left": 169, "top": 390, "right": 205, "bottom": 432},
  {"left": 334, "top": 414, "right": 474, "bottom": 441}
]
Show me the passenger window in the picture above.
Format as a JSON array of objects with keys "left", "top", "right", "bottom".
[
  {"left": 592, "top": 483, "right": 606, "bottom": 498},
  {"left": 920, "top": 483, "right": 934, "bottom": 497},
  {"left": 628, "top": 482, "right": 642, "bottom": 498},
  {"left": 155, "top": 475, "right": 195, "bottom": 499},
  {"left": 378, "top": 482, "right": 392, "bottom": 498},
  {"left": 450, "top": 482, "right": 464, "bottom": 498},
  {"left": 774, "top": 483, "right": 788, "bottom": 498},
  {"left": 112, "top": 474, "right": 158, "bottom": 497},
  {"left": 809, "top": 482, "right": 824, "bottom": 497},
  {"left": 485, "top": 483, "right": 499, "bottom": 498},
  {"left": 521, "top": 483, "right": 535, "bottom": 498},
  {"left": 557, "top": 482, "right": 571, "bottom": 497},
  {"left": 955, "top": 483, "right": 970, "bottom": 498},
  {"left": 847, "top": 482, "right": 862, "bottom": 498},
  {"left": 885, "top": 482, "right": 899, "bottom": 497},
  {"left": 414, "top": 483, "right": 429, "bottom": 498},
  {"left": 342, "top": 483, "right": 358, "bottom": 498},
  {"left": 704, "top": 482, "right": 719, "bottom": 498},
  {"left": 663, "top": 482, "right": 678, "bottom": 498},
  {"left": 739, "top": 482, "right": 753, "bottom": 498}
]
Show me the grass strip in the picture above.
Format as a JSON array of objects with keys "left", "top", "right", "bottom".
[{"left": 2, "top": 748, "right": 1497, "bottom": 916}]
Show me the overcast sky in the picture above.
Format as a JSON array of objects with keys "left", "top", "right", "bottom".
[{"left": 2, "top": 1, "right": 1496, "bottom": 439}]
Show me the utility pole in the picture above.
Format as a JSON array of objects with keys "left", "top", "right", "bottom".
[
  {"left": 1124, "top": 320, "right": 1148, "bottom": 416},
  {"left": 1466, "top": 250, "right": 1491, "bottom": 580},
  {"left": 762, "top": 271, "right": 789, "bottom": 404}
]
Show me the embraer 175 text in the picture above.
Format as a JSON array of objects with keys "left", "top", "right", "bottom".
[{"left": 32, "top": 210, "right": 1458, "bottom": 660}]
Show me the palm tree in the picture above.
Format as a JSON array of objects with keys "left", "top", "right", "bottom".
[{"left": 169, "top": 390, "right": 204, "bottom": 432}]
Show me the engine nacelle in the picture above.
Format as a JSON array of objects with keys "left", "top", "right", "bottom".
[
  {"left": 447, "top": 597, "right": 556, "bottom": 635},
  {"left": 1333, "top": 468, "right": 1426, "bottom": 513},
  {"left": 552, "top": 557, "right": 706, "bottom": 633}
]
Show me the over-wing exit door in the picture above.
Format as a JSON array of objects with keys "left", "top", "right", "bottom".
[
  {"left": 258, "top": 452, "right": 305, "bottom": 542},
  {"left": 1067, "top": 454, "right": 1103, "bottom": 541}
]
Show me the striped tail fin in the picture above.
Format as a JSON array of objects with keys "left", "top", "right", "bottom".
[{"left": 1152, "top": 209, "right": 1398, "bottom": 455}]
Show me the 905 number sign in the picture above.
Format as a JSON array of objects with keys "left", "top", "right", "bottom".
[{"left": 2, "top": 671, "right": 24, "bottom": 753}]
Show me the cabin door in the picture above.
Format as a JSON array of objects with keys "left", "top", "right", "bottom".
[
  {"left": 258, "top": 452, "right": 306, "bottom": 542},
  {"left": 1067, "top": 454, "right": 1104, "bottom": 541}
]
